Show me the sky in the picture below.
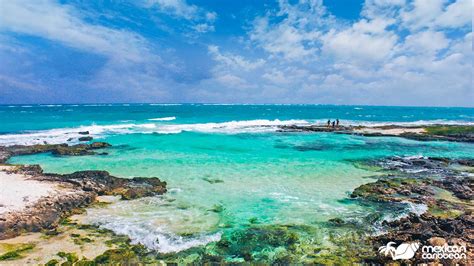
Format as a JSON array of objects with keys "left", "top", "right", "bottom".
[{"left": 0, "top": 0, "right": 472, "bottom": 106}]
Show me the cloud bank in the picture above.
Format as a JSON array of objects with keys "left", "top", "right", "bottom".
[{"left": 0, "top": 0, "right": 472, "bottom": 106}]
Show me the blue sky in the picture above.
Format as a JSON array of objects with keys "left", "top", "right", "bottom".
[{"left": 0, "top": 0, "right": 472, "bottom": 106}]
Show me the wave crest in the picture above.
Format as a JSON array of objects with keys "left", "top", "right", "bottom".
[{"left": 148, "top": 116, "right": 176, "bottom": 121}]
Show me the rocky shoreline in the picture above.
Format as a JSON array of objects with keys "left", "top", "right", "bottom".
[
  {"left": 0, "top": 134, "right": 473, "bottom": 264},
  {"left": 0, "top": 142, "right": 167, "bottom": 242},
  {"left": 279, "top": 124, "right": 474, "bottom": 143},
  {"left": 349, "top": 156, "right": 473, "bottom": 264}
]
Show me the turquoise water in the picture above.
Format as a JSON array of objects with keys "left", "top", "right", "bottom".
[{"left": 2, "top": 104, "right": 474, "bottom": 257}]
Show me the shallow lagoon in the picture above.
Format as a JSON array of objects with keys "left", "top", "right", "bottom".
[
  {"left": 4, "top": 104, "right": 474, "bottom": 262},
  {"left": 10, "top": 130, "right": 474, "bottom": 260}
]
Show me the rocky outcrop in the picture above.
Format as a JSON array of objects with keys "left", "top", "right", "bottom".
[
  {"left": 349, "top": 156, "right": 473, "bottom": 264},
  {"left": 11, "top": 165, "right": 168, "bottom": 200},
  {"left": 278, "top": 125, "right": 353, "bottom": 133},
  {"left": 0, "top": 165, "right": 167, "bottom": 239},
  {"left": 0, "top": 142, "right": 111, "bottom": 163},
  {"left": 48, "top": 170, "right": 167, "bottom": 200},
  {"left": 0, "top": 188, "right": 95, "bottom": 239},
  {"left": 371, "top": 213, "right": 473, "bottom": 264},
  {"left": 278, "top": 124, "right": 474, "bottom": 143}
]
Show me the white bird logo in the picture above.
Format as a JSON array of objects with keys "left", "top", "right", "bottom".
[{"left": 379, "top": 242, "right": 419, "bottom": 260}]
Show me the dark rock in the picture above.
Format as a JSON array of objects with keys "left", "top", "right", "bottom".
[
  {"left": 278, "top": 124, "right": 474, "bottom": 143},
  {"left": 0, "top": 142, "right": 112, "bottom": 158},
  {"left": 0, "top": 165, "right": 167, "bottom": 239},
  {"left": 328, "top": 217, "right": 345, "bottom": 226},
  {"left": 89, "top": 142, "right": 111, "bottom": 149},
  {"left": 52, "top": 144, "right": 94, "bottom": 156},
  {"left": 78, "top": 131, "right": 90, "bottom": 135},
  {"left": 0, "top": 188, "right": 95, "bottom": 239},
  {"left": 78, "top": 136, "right": 93, "bottom": 142},
  {"left": 47, "top": 170, "right": 167, "bottom": 200},
  {"left": 434, "top": 176, "right": 473, "bottom": 200},
  {"left": 357, "top": 156, "right": 473, "bottom": 264}
]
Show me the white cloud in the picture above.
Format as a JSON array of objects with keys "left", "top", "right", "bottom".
[
  {"left": 203, "top": 0, "right": 473, "bottom": 106},
  {"left": 401, "top": 0, "right": 471, "bottom": 30},
  {"left": 249, "top": 0, "right": 328, "bottom": 61},
  {"left": 0, "top": 0, "right": 152, "bottom": 62},
  {"left": 402, "top": 31, "right": 450, "bottom": 55},
  {"left": 143, "top": 0, "right": 198, "bottom": 19},
  {"left": 205, "top": 12, "right": 217, "bottom": 22},
  {"left": 436, "top": 0, "right": 472, "bottom": 28},
  {"left": 208, "top": 45, "right": 265, "bottom": 71},
  {"left": 322, "top": 26, "right": 397, "bottom": 63},
  {"left": 193, "top": 23, "right": 215, "bottom": 33},
  {"left": 142, "top": 0, "right": 217, "bottom": 33}
]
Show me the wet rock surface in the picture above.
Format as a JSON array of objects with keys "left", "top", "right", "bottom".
[
  {"left": 349, "top": 156, "right": 474, "bottom": 264},
  {"left": 278, "top": 124, "right": 474, "bottom": 143},
  {"left": 0, "top": 164, "right": 167, "bottom": 240},
  {"left": 78, "top": 136, "right": 93, "bottom": 142},
  {"left": 0, "top": 188, "right": 95, "bottom": 240},
  {"left": 11, "top": 164, "right": 168, "bottom": 200},
  {"left": 0, "top": 142, "right": 111, "bottom": 163}
]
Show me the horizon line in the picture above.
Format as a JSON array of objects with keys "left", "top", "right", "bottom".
[{"left": 0, "top": 103, "right": 473, "bottom": 109}]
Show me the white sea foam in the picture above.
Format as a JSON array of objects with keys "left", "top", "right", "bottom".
[
  {"left": 0, "top": 123, "right": 156, "bottom": 146},
  {"left": 39, "top": 104, "right": 62, "bottom": 107},
  {"left": 92, "top": 219, "right": 221, "bottom": 253},
  {"left": 81, "top": 195, "right": 222, "bottom": 253},
  {"left": 148, "top": 116, "right": 176, "bottom": 121},
  {"left": 1, "top": 118, "right": 472, "bottom": 146},
  {"left": 149, "top": 103, "right": 182, "bottom": 106},
  {"left": 0, "top": 119, "right": 308, "bottom": 146},
  {"left": 152, "top": 119, "right": 309, "bottom": 134}
]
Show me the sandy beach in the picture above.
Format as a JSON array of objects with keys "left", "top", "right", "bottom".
[
  {"left": 0, "top": 166, "right": 59, "bottom": 215},
  {"left": 353, "top": 126, "right": 426, "bottom": 136}
]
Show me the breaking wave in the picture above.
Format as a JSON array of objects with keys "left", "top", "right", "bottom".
[
  {"left": 148, "top": 116, "right": 176, "bottom": 121},
  {"left": 1, "top": 118, "right": 472, "bottom": 146},
  {"left": 0, "top": 123, "right": 155, "bottom": 146},
  {"left": 0, "top": 119, "right": 309, "bottom": 146},
  {"left": 81, "top": 196, "right": 222, "bottom": 253},
  {"left": 92, "top": 219, "right": 221, "bottom": 253}
]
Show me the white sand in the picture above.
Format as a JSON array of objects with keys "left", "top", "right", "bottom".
[
  {"left": 355, "top": 127, "right": 426, "bottom": 136},
  {"left": 0, "top": 166, "right": 57, "bottom": 214}
]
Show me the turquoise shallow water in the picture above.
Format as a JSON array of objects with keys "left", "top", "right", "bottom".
[{"left": 3, "top": 104, "right": 474, "bottom": 256}]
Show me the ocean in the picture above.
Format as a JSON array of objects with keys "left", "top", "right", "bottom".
[{"left": 1, "top": 104, "right": 474, "bottom": 258}]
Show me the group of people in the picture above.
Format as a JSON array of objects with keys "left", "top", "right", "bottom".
[{"left": 327, "top": 119, "right": 340, "bottom": 128}]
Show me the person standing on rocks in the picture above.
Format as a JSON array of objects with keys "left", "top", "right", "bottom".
[
  {"left": 332, "top": 121, "right": 335, "bottom": 128},
  {"left": 336, "top": 119, "right": 339, "bottom": 127},
  {"left": 327, "top": 119, "right": 331, "bottom": 128}
]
